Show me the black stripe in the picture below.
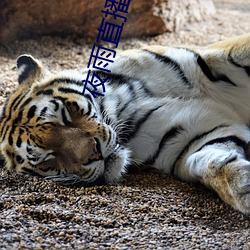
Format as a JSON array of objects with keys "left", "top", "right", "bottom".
[
  {"left": 93, "top": 71, "right": 132, "bottom": 86},
  {"left": 0, "top": 114, "right": 7, "bottom": 137},
  {"left": 9, "top": 117, "right": 20, "bottom": 146},
  {"left": 139, "top": 82, "right": 155, "bottom": 97},
  {"left": 40, "top": 107, "right": 48, "bottom": 116},
  {"left": 117, "top": 101, "right": 129, "bottom": 118},
  {"left": 27, "top": 156, "right": 40, "bottom": 162},
  {"left": 36, "top": 89, "right": 54, "bottom": 96},
  {"left": 19, "top": 128, "right": 24, "bottom": 136},
  {"left": 244, "top": 67, "right": 250, "bottom": 77},
  {"left": 9, "top": 118, "right": 20, "bottom": 148},
  {"left": 12, "top": 94, "right": 26, "bottom": 111},
  {"left": 225, "top": 155, "right": 237, "bottom": 165},
  {"left": 0, "top": 106, "right": 11, "bottom": 136},
  {"left": 99, "top": 97, "right": 105, "bottom": 117},
  {"left": 27, "top": 105, "right": 37, "bottom": 119},
  {"left": 228, "top": 51, "right": 250, "bottom": 77},
  {"left": 90, "top": 113, "right": 97, "bottom": 119},
  {"left": 20, "top": 97, "right": 32, "bottom": 110},
  {"left": 22, "top": 167, "right": 43, "bottom": 177},
  {"left": 106, "top": 128, "right": 112, "bottom": 146},
  {"left": 54, "top": 96, "right": 68, "bottom": 103},
  {"left": 50, "top": 100, "right": 59, "bottom": 111},
  {"left": 196, "top": 55, "right": 217, "bottom": 81},
  {"left": 197, "top": 55, "right": 237, "bottom": 86},
  {"left": 196, "top": 135, "right": 247, "bottom": 153},
  {"left": 13, "top": 117, "right": 19, "bottom": 126},
  {"left": 26, "top": 145, "right": 33, "bottom": 154},
  {"left": 8, "top": 116, "right": 20, "bottom": 145},
  {"left": 0, "top": 155, "right": 6, "bottom": 166},
  {"left": 61, "top": 108, "right": 71, "bottom": 125},
  {"left": 41, "top": 122, "right": 56, "bottom": 128},
  {"left": 16, "top": 136, "right": 22, "bottom": 148},
  {"left": 145, "top": 126, "right": 183, "bottom": 165},
  {"left": 16, "top": 128, "right": 24, "bottom": 148},
  {"left": 30, "top": 134, "right": 36, "bottom": 142},
  {"left": 117, "top": 84, "right": 136, "bottom": 118},
  {"left": 58, "top": 87, "right": 83, "bottom": 96},
  {"left": 94, "top": 70, "right": 155, "bottom": 98},
  {"left": 16, "top": 155, "right": 24, "bottom": 164},
  {"left": 182, "top": 48, "right": 238, "bottom": 87},
  {"left": 0, "top": 101, "right": 7, "bottom": 123},
  {"left": 85, "top": 94, "right": 95, "bottom": 106},
  {"left": 125, "top": 105, "right": 163, "bottom": 142},
  {"left": 86, "top": 102, "right": 92, "bottom": 116},
  {"left": 128, "top": 83, "right": 136, "bottom": 100},
  {"left": 143, "top": 50, "right": 191, "bottom": 86},
  {"left": 171, "top": 124, "right": 230, "bottom": 175},
  {"left": 17, "top": 110, "right": 23, "bottom": 124},
  {"left": 49, "top": 78, "right": 83, "bottom": 86},
  {"left": 8, "top": 132, "right": 13, "bottom": 145},
  {"left": 0, "top": 94, "right": 26, "bottom": 134},
  {"left": 12, "top": 110, "right": 23, "bottom": 127},
  {"left": 1, "top": 125, "right": 9, "bottom": 142}
]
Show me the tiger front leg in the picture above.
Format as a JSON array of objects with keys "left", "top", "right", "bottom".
[
  {"left": 204, "top": 153, "right": 250, "bottom": 214},
  {"left": 176, "top": 145, "right": 250, "bottom": 214}
]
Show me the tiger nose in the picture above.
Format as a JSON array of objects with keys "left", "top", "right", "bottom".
[{"left": 89, "top": 138, "right": 103, "bottom": 161}]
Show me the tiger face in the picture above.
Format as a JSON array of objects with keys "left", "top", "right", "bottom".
[{"left": 0, "top": 55, "right": 130, "bottom": 185}]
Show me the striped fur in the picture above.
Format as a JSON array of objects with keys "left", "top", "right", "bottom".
[{"left": 1, "top": 33, "right": 250, "bottom": 214}]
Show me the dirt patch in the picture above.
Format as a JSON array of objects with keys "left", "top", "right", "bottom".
[{"left": 0, "top": 0, "right": 250, "bottom": 249}]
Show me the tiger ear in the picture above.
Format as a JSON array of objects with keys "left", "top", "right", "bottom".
[{"left": 17, "top": 54, "right": 44, "bottom": 86}]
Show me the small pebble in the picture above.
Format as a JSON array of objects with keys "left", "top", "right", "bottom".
[{"left": 0, "top": 1, "right": 250, "bottom": 249}]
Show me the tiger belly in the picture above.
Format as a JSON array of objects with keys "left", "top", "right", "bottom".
[{"left": 123, "top": 97, "right": 249, "bottom": 175}]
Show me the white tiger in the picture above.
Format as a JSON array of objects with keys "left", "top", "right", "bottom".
[{"left": 1, "top": 34, "right": 250, "bottom": 214}]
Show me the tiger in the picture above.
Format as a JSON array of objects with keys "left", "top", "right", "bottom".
[{"left": 1, "top": 33, "right": 250, "bottom": 214}]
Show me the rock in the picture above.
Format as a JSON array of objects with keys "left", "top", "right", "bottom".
[
  {"left": 0, "top": 0, "right": 215, "bottom": 44},
  {"left": 153, "top": 0, "right": 216, "bottom": 32}
]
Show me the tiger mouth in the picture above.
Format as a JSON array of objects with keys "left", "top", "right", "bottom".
[
  {"left": 95, "top": 136, "right": 121, "bottom": 163},
  {"left": 95, "top": 138, "right": 121, "bottom": 161},
  {"left": 104, "top": 143, "right": 120, "bottom": 165},
  {"left": 84, "top": 139, "right": 120, "bottom": 166}
]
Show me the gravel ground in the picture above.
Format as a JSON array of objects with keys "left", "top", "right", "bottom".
[{"left": 0, "top": 0, "right": 250, "bottom": 249}]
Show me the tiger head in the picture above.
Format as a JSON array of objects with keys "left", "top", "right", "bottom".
[{"left": 0, "top": 55, "right": 130, "bottom": 185}]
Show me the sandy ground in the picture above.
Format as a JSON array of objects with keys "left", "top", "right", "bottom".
[{"left": 0, "top": 0, "right": 250, "bottom": 249}]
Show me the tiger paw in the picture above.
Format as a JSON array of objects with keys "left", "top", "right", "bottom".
[
  {"left": 210, "top": 151, "right": 238, "bottom": 170},
  {"left": 207, "top": 157, "right": 250, "bottom": 214}
]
